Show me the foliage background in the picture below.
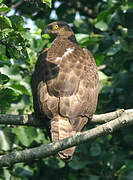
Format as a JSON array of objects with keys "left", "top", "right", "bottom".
[{"left": 0, "top": 0, "right": 133, "bottom": 179}]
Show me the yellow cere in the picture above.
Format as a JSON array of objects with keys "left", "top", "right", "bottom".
[{"left": 54, "top": 25, "right": 59, "bottom": 29}]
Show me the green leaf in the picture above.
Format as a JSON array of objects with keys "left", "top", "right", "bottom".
[
  {"left": 89, "top": 143, "right": 101, "bottom": 157},
  {"left": 68, "top": 159, "right": 88, "bottom": 170},
  {"left": 0, "top": 127, "right": 10, "bottom": 150},
  {"left": 107, "top": 44, "right": 121, "bottom": 56},
  {"left": 13, "top": 166, "right": 33, "bottom": 177},
  {"left": 0, "top": 88, "right": 19, "bottom": 102},
  {"left": 0, "top": 60, "right": 11, "bottom": 66},
  {"left": 119, "top": 38, "right": 130, "bottom": 52},
  {"left": 9, "top": 15, "right": 24, "bottom": 31},
  {"left": 42, "top": 33, "right": 51, "bottom": 39},
  {"left": 124, "top": 135, "right": 133, "bottom": 144},
  {"left": 7, "top": 47, "right": 20, "bottom": 59},
  {"left": 0, "top": 88, "right": 20, "bottom": 113},
  {"left": 0, "top": 127, "right": 14, "bottom": 151},
  {"left": 44, "top": 157, "right": 65, "bottom": 169},
  {"left": 128, "top": 0, "right": 133, "bottom": 9},
  {"left": 3, "top": 168, "right": 11, "bottom": 179},
  {"left": 0, "top": 3, "right": 10, "bottom": 12},
  {"left": 125, "top": 160, "right": 133, "bottom": 170},
  {"left": 0, "top": 73, "right": 9, "bottom": 85},
  {"left": 94, "top": 9, "right": 110, "bottom": 24},
  {"left": 41, "top": 0, "right": 52, "bottom": 8},
  {"left": 10, "top": 84, "right": 30, "bottom": 96},
  {"left": 94, "top": 54, "right": 104, "bottom": 66},
  {"left": 0, "top": 0, "right": 3, "bottom": 3},
  {"left": 118, "top": 160, "right": 133, "bottom": 180},
  {"left": 98, "top": 71, "right": 109, "bottom": 91},
  {"left": 127, "top": 29, "right": 133, "bottom": 38},
  {"left": 0, "top": 16, "right": 12, "bottom": 30},
  {"left": 75, "top": 33, "right": 89, "bottom": 43},
  {"left": 12, "top": 127, "right": 37, "bottom": 147},
  {"left": 75, "top": 33, "right": 103, "bottom": 47},
  {"left": 76, "top": 33, "right": 90, "bottom": 47},
  {"left": 88, "top": 175, "right": 100, "bottom": 180},
  {"left": 94, "top": 21, "right": 108, "bottom": 31}
]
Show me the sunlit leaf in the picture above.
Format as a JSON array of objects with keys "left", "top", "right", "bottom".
[
  {"left": 94, "top": 21, "right": 108, "bottom": 31},
  {"left": 0, "top": 128, "right": 10, "bottom": 151},
  {"left": 75, "top": 33, "right": 89, "bottom": 43},
  {"left": 42, "top": 33, "right": 51, "bottom": 39},
  {"left": 0, "top": 3, "right": 10, "bottom": 12},
  {"left": 0, "top": 127, "right": 14, "bottom": 151},
  {"left": 41, "top": 0, "right": 52, "bottom": 8},
  {"left": 98, "top": 71, "right": 109, "bottom": 91},
  {"left": 75, "top": 33, "right": 103, "bottom": 47},
  {"left": 107, "top": 44, "right": 121, "bottom": 56}
]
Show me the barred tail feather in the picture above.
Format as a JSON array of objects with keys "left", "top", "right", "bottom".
[{"left": 51, "top": 116, "right": 76, "bottom": 160}]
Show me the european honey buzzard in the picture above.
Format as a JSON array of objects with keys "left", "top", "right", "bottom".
[{"left": 31, "top": 21, "right": 99, "bottom": 160}]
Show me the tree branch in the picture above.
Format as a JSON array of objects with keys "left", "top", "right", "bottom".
[
  {"left": 0, "top": 109, "right": 128, "bottom": 127},
  {"left": 92, "top": 109, "right": 125, "bottom": 123},
  {"left": 0, "top": 114, "right": 44, "bottom": 127},
  {"left": 0, "top": 109, "right": 133, "bottom": 167}
]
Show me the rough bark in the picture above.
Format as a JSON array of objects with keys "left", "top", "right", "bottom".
[
  {"left": 0, "top": 109, "right": 127, "bottom": 126},
  {"left": 0, "top": 109, "right": 133, "bottom": 167}
]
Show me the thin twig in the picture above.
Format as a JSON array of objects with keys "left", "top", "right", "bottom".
[{"left": 97, "top": 64, "right": 106, "bottom": 71}]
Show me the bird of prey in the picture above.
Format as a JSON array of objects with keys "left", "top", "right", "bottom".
[{"left": 31, "top": 21, "right": 99, "bottom": 160}]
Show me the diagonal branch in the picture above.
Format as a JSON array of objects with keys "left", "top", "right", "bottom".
[{"left": 0, "top": 108, "right": 133, "bottom": 167}]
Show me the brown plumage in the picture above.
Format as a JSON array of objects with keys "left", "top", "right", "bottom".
[{"left": 31, "top": 21, "right": 99, "bottom": 160}]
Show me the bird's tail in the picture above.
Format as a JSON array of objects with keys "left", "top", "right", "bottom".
[{"left": 51, "top": 116, "right": 76, "bottom": 161}]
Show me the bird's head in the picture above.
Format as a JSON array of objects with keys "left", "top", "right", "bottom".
[{"left": 42, "top": 21, "right": 75, "bottom": 39}]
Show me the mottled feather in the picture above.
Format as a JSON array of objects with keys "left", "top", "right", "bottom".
[{"left": 31, "top": 21, "right": 99, "bottom": 160}]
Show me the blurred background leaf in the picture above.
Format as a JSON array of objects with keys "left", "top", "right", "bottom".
[{"left": 41, "top": 0, "right": 52, "bottom": 8}]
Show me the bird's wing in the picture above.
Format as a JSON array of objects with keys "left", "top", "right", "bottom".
[
  {"left": 59, "top": 48, "right": 99, "bottom": 131},
  {"left": 46, "top": 46, "right": 83, "bottom": 97},
  {"left": 82, "top": 48, "right": 99, "bottom": 118},
  {"left": 32, "top": 46, "right": 98, "bottom": 133}
]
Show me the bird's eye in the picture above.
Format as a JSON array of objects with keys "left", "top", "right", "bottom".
[{"left": 54, "top": 25, "right": 59, "bottom": 29}]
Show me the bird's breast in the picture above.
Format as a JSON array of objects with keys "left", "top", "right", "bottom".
[{"left": 45, "top": 45, "right": 85, "bottom": 97}]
